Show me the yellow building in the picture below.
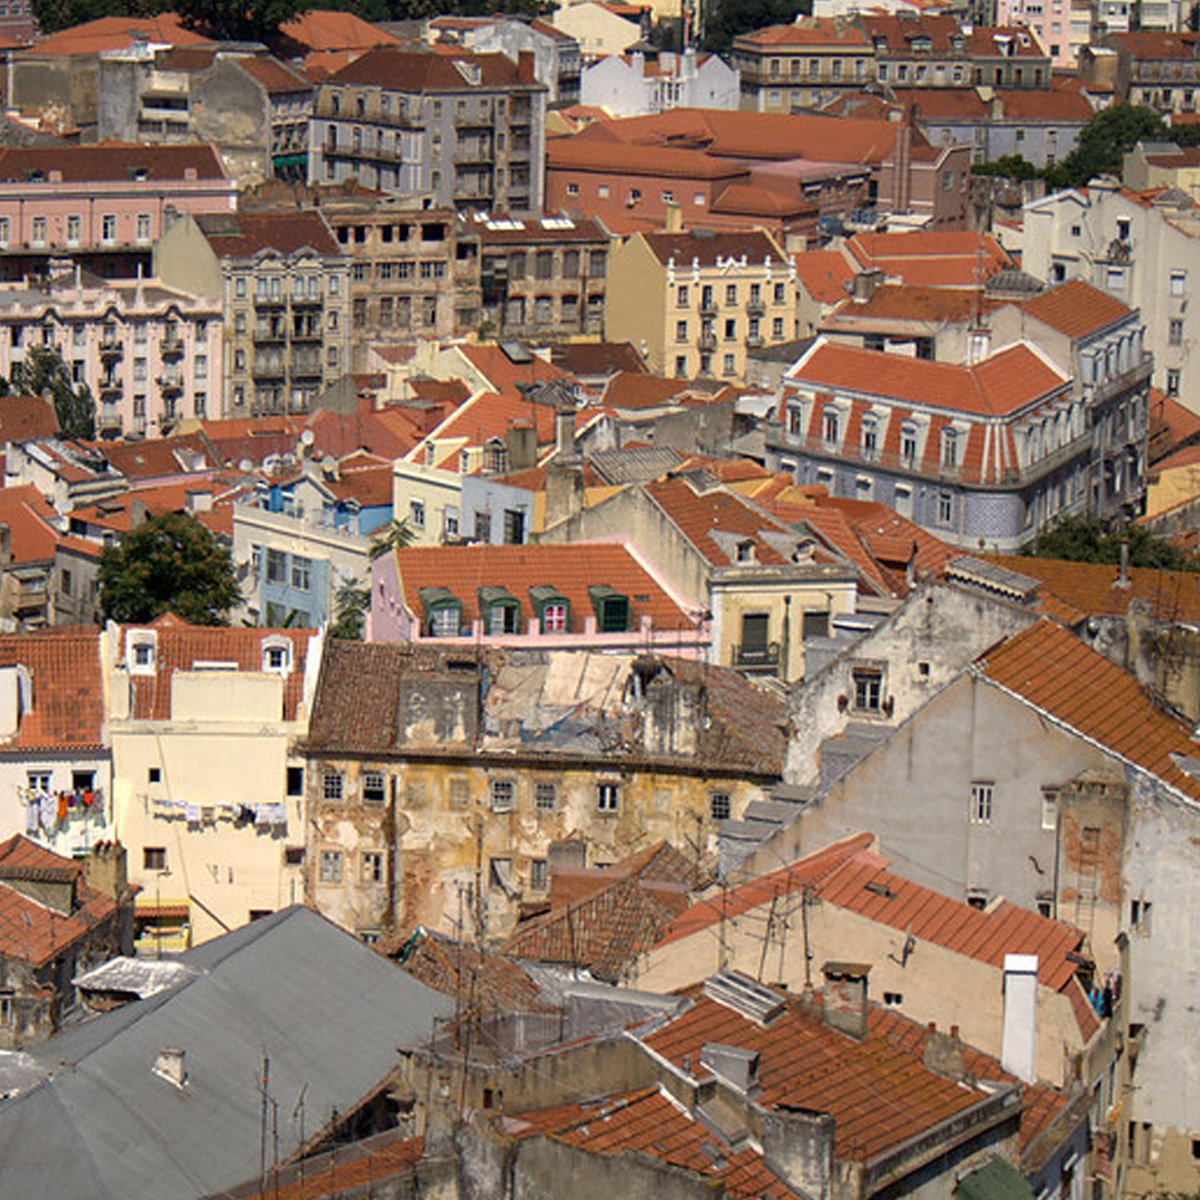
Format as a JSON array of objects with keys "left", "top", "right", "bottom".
[
  {"left": 605, "top": 226, "right": 795, "bottom": 383},
  {"left": 105, "top": 619, "right": 321, "bottom": 948},
  {"left": 1124, "top": 142, "right": 1200, "bottom": 200},
  {"left": 301, "top": 642, "right": 788, "bottom": 943}
]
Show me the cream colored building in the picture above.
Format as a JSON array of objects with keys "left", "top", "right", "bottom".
[
  {"left": 605, "top": 227, "right": 795, "bottom": 383},
  {"left": 551, "top": 0, "right": 647, "bottom": 54},
  {"left": 104, "top": 619, "right": 322, "bottom": 948}
]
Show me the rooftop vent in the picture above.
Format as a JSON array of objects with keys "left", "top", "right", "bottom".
[
  {"left": 153, "top": 1046, "right": 187, "bottom": 1089},
  {"left": 703, "top": 970, "right": 785, "bottom": 1025}
]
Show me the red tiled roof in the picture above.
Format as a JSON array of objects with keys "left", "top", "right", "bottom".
[
  {"left": 330, "top": 48, "right": 537, "bottom": 90},
  {"left": 547, "top": 136, "right": 745, "bottom": 178},
  {"left": 0, "top": 836, "right": 116, "bottom": 967},
  {"left": 642, "top": 228, "right": 786, "bottom": 267},
  {"left": 457, "top": 343, "right": 575, "bottom": 399},
  {"left": 237, "top": 55, "right": 313, "bottom": 93},
  {"left": 236, "top": 1135, "right": 425, "bottom": 1200},
  {"left": 393, "top": 542, "right": 697, "bottom": 633},
  {"left": 975, "top": 618, "right": 1200, "bottom": 807},
  {"left": 96, "top": 432, "right": 219, "bottom": 480},
  {"left": 196, "top": 210, "right": 340, "bottom": 258},
  {"left": 124, "top": 623, "right": 316, "bottom": 722},
  {"left": 845, "top": 230, "right": 1011, "bottom": 284},
  {"left": 789, "top": 340, "right": 1067, "bottom": 417},
  {"left": 306, "top": 402, "right": 423, "bottom": 461},
  {"left": 325, "top": 458, "right": 393, "bottom": 507},
  {"left": 795, "top": 248, "right": 855, "bottom": 304},
  {"left": 508, "top": 1086, "right": 805, "bottom": 1200},
  {"left": 68, "top": 479, "right": 239, "bottom": 536},
  {"left": 0, "top": 485, "right": 59, "bottom": 562},
  {"left": 0, "top": 394, "right": 57, "bottom": 443},
  {"left": 425, "top": 389, "right": 558, "bottom": 451},
  {"left": 1019, "top": 279, "right": 1132, "bottom": 340},
  {"left": 1109, "top": 30, "right": 1200, "bottom": 58},
  {"left": 735, "top": 16, "right": 871, "bottom": 46},
  {"left": 278, "top": 9, "right": 401, "bottom": 51},
  {"left": 28, "top": 12, "right": 209, "bottom": 55},
  {"left": 0, "top": 629, "right": 104, "bottom": 749},
  {"left": 643, "top": 989, "right": 1005, "bottom": 1162},
  {"left": 0, "top": 142, "right": 226, "bottom": 183},
  {"left": 826, "top": 283, "right": 992, "bottom": 325}
]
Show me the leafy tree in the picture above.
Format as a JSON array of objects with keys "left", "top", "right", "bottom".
[
  {"left": 1024, "top": 517, "right": 1199, "bottom": 572},
  {"left": 5, "top": 346, "right": 94, "bottom": 441},
  {"left": 175, "top": 0, "right": 312, "bottom": 42},
  {"left": 330, "top": 580, "right": 370, "bottom": 640},
  {"left": 30, "top": 0, "right": 157, "bottom": 34},
  {"left": 368, "top": 517, "right": 416, "bottom": 562},
  {"left": 1046, "top": 104, "right": 1166, "bottom": 189},
  {"left": 970, "top": 154, "right": 1040, "bottom": 181},
  {"left": 703, "top": 0, "right": 807, "bottom": 55},
  {"left": 99, "top": 512, "right": 241, "bottom": 625}
]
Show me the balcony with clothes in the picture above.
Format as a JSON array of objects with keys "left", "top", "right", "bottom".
[{"left": 23, "top": 782, "right": 109, "bottom": 857}]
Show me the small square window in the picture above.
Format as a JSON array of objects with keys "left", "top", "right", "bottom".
[
  {"left": 148, "top": 766, "right": 162, "bottom": 784},
  {"left": 710, "top": 791, "right": 731, "bottom": 821},
  {"left": 534, "top": 781, "right": 557, "bottom": 811},
  {"left": 361, "top": 850, "right": 385, "bottom": 883},
  {"left": 143, "top": 847, "right": 167, "bottom": 871},
  {"left": 970, "top": 781, "right": 994, "bottom": 824},
  {"left": 322, "top": 771, "right": 344, "bottom": 801},
  {"left": 319, "top": 849, "right": 343, "bottom": 883},
  {"left": 852, "top": 669, "right": 882, "bottom": 712},
  {"left": 284, "top": 846, "right": 305, "bottom": 866},
  {"left": 362, "top": 772, "right": 386, "bottom": 804},
  {"left": 491, "top": 779, "right": 515, "bottom": 812},
  {"left": 449, "top": 778, "right": 470, "bottom": 808},
  {"left": 597, "top": 781, "right": 620, "bottom": 812},
  {"left": 286, "top": 766, "right": 304, "bottom": 797}
]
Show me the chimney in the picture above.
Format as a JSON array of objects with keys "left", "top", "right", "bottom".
[
  {"left": 1116, "top": 537, "right": 1131, "bottom": 589},
  {"left": 700, "top": 1042, "right": 760, "bottom": 1093},
  {"left": 922, "top": 1022, "right": 966, "bottom": 1081},
  {"left": 129, "top": 498, "right": 149, "bottom": 529},
  {"left": 554, "top": 405, "right": 575, "bottom": 461},
  {"left": 86, "top": 841, "right": 127, "bottom": 900},
  {"left": 0, "top": 522, "right": 12, "bottom": 566},
  {"left": 761, "top": 1106, "right": 836, "bottom": 1200},
  {"left": 153, "top": 1046, "right": 187, "bottom": 1089},
  {"left": 1001, "top": 954, "right": 1038, "bottom": 1083},
  {"left": 506, "top": 419, "right": 537, "bottom": 472},
  {"left": 664, "top": 200, "right": 683, "bottom": 233},
  {"left": 851, "top": 268, "right": 882, "bottom": 301},
  {"left": 545, "top": 462, "right": 586, "bottom": 527},
  {"left": 821, "top": 962, "right": 869, "bottom": 1039}
]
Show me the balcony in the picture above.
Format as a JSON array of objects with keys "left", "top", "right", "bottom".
[
  {"left": 98, "top": 378, "right": 122, "bottom": 398},
  {"left": 747, "top": 300, "right": 766, "bottom": 317},
  {"left": 698, "top": 331, "right": 717, "bottom": 351},
  {"left": 157, "top": 376, "right": 183, "bottom": 394},
  {"left": 99, "top": 338, "right": 123, "bottom": 360},
  {"left": 733, "top": 641, "right": 781, "bottom": 673},
  {"left": 699, "top": 299, "right": 717, "bottom": 317},
  {"left": 160, "top": 335, "right": 184, "bottom": 358},
  {"left": 746, "top": 334, "right": 765, "bottom": 348},
  {"left": 254, "top": 324, "right": 286, "bottom": 343},
  {"left": 252, "top": 360, "right": 286, "bottom": 380}
]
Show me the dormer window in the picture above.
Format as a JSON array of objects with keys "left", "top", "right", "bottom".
[
  {"left": 478, "top": 586, "right": 521, "bottom": 634},
  {"left": 419, "top": 587, "right": 462, "bottom": 637},
  {"left": 589, "top": 585, "right": 630, "bottom": 632},
  {"left": 940, "top": 427, "right": 959, "bottom": 469},
  {"left": 822, "top": 407, "right": 840, "bottom": 446},
  {"left": 126, "top": 631, "right": 157, "bottom": 675},
  {"left": 262, "top": 636, "right": 292, "bottom": 674},
  {"left": 734, "top": 540, "right": 757, "bottom": 564},
  {"left": 900, "top": 422, "right": 919, "bottom": 467},
  {"left": 861, "top": 415, "right": 878, "bottom": 460},
  {"left": 530, "top": 586, "right": 570, "bottom": 633}
]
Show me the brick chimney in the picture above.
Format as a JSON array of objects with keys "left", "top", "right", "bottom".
[
  {"left": 922, "top": 1022, "right": 966, "bottom": 1081},
  {"left": 821, "top": 962, "right": 869, "bottom": 1040},
  {"left": 761, "top": 1106, "right": 836, "bottom": 1200},
  {"left": 86, "top": 841, "right": 128, "bottom": 900}
]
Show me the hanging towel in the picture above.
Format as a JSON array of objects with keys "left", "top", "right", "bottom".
[
  {"left": 255, "top": 805, "right": 271, "bottom": 826},
  {"left": 25, "top": 798, "right": 38, "bottom": 835},
  {"left": 39, "top": 791, "right": 56, "bottom": 830},
  {"left": 56, "top": 792, "right": 68, "bottom": 823},
  {"left": 185, "top": 803, "right": 200, "bottom": 824}
]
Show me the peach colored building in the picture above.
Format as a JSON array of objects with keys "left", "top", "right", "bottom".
[{"left": 0, "top": 275, "right": 223, "bottom": 437}]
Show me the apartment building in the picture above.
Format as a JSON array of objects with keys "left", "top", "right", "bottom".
[
  {"left": 581, "top": 48, "right": 739, "bottom": 116},
  {"left": 733, "top": 12, "right": 1051, "bottom": 112},
  {"left": 0, "top": 144, "right": 236, "bottom": 283},
  {"left": 0, "top": 275, "right": 222, "bottom": 437},
  {"left": 1083, "top": 31, "right": 1200, "bottom": 114},
  {"left": 155, "top": 209, "right": 351, "bottom": 417},
  {"left": 478, "top": 214, "right": 609, "bottom": 341},
  {"left": 605, "top": 228, "right": 795, "bottom": 381},
  {"left": 98, "top": 48, "right": 313, "bottom": 187},
  {"left": 309, "top": 49, "right": 547, "bottom": 215}
]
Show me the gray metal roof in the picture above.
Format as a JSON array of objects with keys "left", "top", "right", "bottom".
[{"left": 0, "top": 906, "right": 452, "bottom": 1200}]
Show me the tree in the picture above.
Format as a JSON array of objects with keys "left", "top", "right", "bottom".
[
  {"left": 329, "top": 580, "right": 370, "bottom": 640},
  {"left": 1046, "top": 104, "right": 1166, "bottom": 189},
  {"left": 175, "top": 0, "right": 311, "bottom": 42},
  {"left": 1024, "top": 517, "right": 1199, "bottom": 572},
  {"left": 703, "top": 0, "right": 806, "bottom": 54},
  {"left": 6, "top": 346, "right": 95, "bottom": 441},
  {"left": 99, "top": 512, "right": 241, "bottom": 625},
  {"left": 368, "top": 517, "right": 416, "bottom": 562},
  {"left": 970, "top": 154, "right": 1039, "bottom": 182},
  {"left": 29, "top": 0, "right": 157, "bottom": 34}
]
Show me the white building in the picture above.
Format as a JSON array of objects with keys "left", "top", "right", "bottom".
[{"left": 581, "top": 49, "right": 739, "bottom": 116}]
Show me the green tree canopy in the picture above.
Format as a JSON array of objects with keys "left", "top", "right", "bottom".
[
  {"left": 1024, "top": 517, "right": 1199, "bottom": 572},
  {"left": 4, "top": 346, "right": 95, "bottom": 441},
  {"left": 99, "top": 512, "right": 241, "bottom": 625},
  {"left": 1045, "top": 104, "right": 1166, "bottom": 190},
  {"left": 970, "top": 154, "right": 1040, "bottom": 181},
  {"left": 175, "top": 0, "right": 311, "bottom": 42},
  {"left": 29, "top": 0, "right": 156, "bottom": 33},
  {"left": 703, "top": 0, "right": 806, "bottom": 54},
  {"left": 368, "top": 517, "right": 416, "bottom": 562},
  {"left": 329, "top": 580, "right": 370, "bottom": 639}
]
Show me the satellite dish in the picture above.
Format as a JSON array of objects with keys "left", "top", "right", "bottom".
[
  {"left": 300, "top": 429, "right": 315, "bottom": 446},
  {"left": 321, "top": 456, "right": 336, "bottom": 474},
  {"left": 238, "top": 458, "right": 253, "bottom": 472}
]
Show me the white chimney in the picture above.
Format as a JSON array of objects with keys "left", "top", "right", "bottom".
[
  {"left": 1000, "top": 954, "right": 1038, "bottom": 1083},
  {"left": 153, "top": 1046, "right": 188, "bottom": 1089}
]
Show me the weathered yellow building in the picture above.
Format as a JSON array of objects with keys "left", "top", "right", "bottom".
[{"left": 301, "top": 642, "right": 788, "bottom": 941}]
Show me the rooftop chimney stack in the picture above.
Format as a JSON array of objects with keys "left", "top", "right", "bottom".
[
  {"left": 554, "top": 405, "right": 575, "bottom": 462},
  {"left": 1000, "top": 954, "right": 1038, "bottom": 1083},
  {"left": 153, "top": 1046, "right": 187, "bottom": 1089},
  {"left": 1117, "top": 537, "right": 1131, "bottom": 589},
  {"left": 821, "top": 962, "right": 869, "bottom": 1040}
]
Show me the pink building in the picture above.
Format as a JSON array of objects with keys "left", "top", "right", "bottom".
[
  {"left": 0, "top": 143, "right": 236, "bottom": 280},
  {"left": 370, "top": 540, "right": 710, "bottom": 655},
  {"left": 0, "top": 275, "right": 223, "bottom": 437}
]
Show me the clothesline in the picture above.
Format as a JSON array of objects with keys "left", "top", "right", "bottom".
[
  {"left": 24, "top": 787, "right": 105, "bottom": 837},
  {"left": 147, "top": 797, "right": 288, "bottom": 828}
]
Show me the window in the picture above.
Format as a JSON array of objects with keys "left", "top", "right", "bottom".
[
  {"left": 322, "top": 770, "right": 344, "bottom": 801},
  {"left": 290, "top": 556, "right": 311, "bottom": 592},
  {"left": 710, "top": 791, "right": 731, "bottom": 821},
  {"left": 1130, "top": 898, "right": 1152, "bottom": 934},
  {"left": 596, "top": 781, "right": 620, "bottom": 812},
  {"left": 1170, "top": 318, "right": 1184, "bottom": 346},
  {"left": 101, "top": 214, "right": 116, "bottom": 242},
  {"left": 1168, "top": 368, "right": 1181, "bottom": 396},
  {"left": 410, "top": 499, "right": 425, "bottom": 528},
  {"left": 852, "top": 668, "right": 882, "bottom": 711},
  {"left": 266, "top": 549, "right": 287, "bottom": 583},
  {"left": 361, "top": 851, "right": 384, "bottom": 883},
  {"left": 723, "top": 353, "right": 735, "bottom": 376},
  {"left": 531, "top": 859, "right": 548, "bottom": 890},
  {"left": 940, "top": 427, "right": 958, "bottom": 469},
  {"left": 148, "top": 766, "right": 162, "bottom": 784},
  {"left": 677, "top": 284, "right": 689, "bottom": 306},
  {"left": 1041, "top": 786, "right": 1058, "bottom": 831},
  {"left": 491, "top": 779, "right": 515, "bottom": 812},
  {"left": 861, "top": 416, "right": 878, "bottom": 460},
  {"left": 450, "top": 778, "right": 470, "bottom": 809},
  {"left": 534, "top": 781, "right": 557, "bottom": 811},
  {"left": 319, "top": 849, "right": 343, "bottom": 883},
  {"left": 263, "top": 644, "right": 289, "bottom": 672},
  {"left": 1172, "top": 270, "right": 1187, "bottom": 296},
  {"left": 725, "top": 283, "right": 737, "bottom": 306},
  {"left": 362, "top": 771, "right": 386, "bottom": 804},
  {"left": 542, "top": 602, "right": 567, "bottom": 632},
  {"left": 27, "top": 770, "right": 50, "bottom": 792},
  {"left": 676, "top": 319, "right": 688, "bottom": 342},
  {"left": 822, "top": 407, "right": 839, "bottom": 445},
  {"left": 883, "top": 991, "right": 903, "bottom": 1006},
  {"left": 937, "top": 491, "right": 953, "bottom": 526},
  {"left": 970, "top": 781, "right": 994, "bottom": 824},
  {"left": 136, "top": 213, "right": 151, "bottom": 242},
  {"left": 143, "top": 847, "right": 167, "bottom": 871},
  {"left": 286, "top": 766, "right": 304, "bottom": 797},
  {"left": 901, "top": 424, "right": 918, "bottom": 465}
]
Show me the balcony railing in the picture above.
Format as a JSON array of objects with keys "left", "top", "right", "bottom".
[
  {"left": 157, "top": 376, "right": 183, "bottom": 393},
  {"left": 160, "top": 336, "right": 184, "bottom": 357},
  {"left": 733, "top": 642, "right": 781, "bottom": 672}
]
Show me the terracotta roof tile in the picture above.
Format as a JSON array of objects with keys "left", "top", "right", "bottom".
[
  {"left": 735, "top": 16, "right": 871, "bottom": 46},
  {"left": 27, "top": 12, "right": 210, "bottom": 56},
  {"left": 1019, "top": 279, "right": 1133, "bottom": 340},
  {"left": 278, "top": 9, "right": 401, "bottom": 51},
  {"left": 643, "top": 228, "right": 786, "bottom": 267},
  {"left": 330, "top": 48, "right": 538, "bottom": 90},
  {"left": 795, "top": 248, "right": 855, "bottom": 304},
  {"left": 393, "top": 542, "right": 697, "bottom": 633},
  {"left": 237, "top": 55, "right": 313, "bottom": 93},
  {"left": 0, "top": 485, "right": 61, "bottom": 562},
  {"left": 196, "top": 210, "right": 341, "bottom": 258},
  {"left": 0, "top": 394, "right": 57, "bottom": 443},
  {"left": 0, "top": 142, "right": 226, "bottom": 183},
  {"left": 0, "top": 629, "right": 104, "bottom": 748},
  {"left": 975, "top": 618, "right": 1200, "bottom": 807}
]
